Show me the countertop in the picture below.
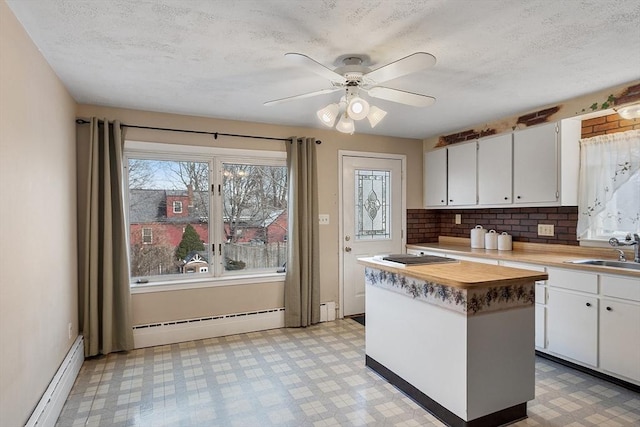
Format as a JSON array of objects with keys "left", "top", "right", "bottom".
[
  {"left": 407, "top": 237, "right": 640, "bottom": 279},
  {"left": 358, "top": 256, "right": 548, "bottom": 289}
]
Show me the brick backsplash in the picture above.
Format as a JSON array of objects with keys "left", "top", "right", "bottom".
[{"left": 407, "top": 207, "right": 579, "bottom": 245}]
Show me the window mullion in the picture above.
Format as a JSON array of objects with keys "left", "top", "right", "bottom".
[{"left": 211, "top": 158, "right": 224, "bottom": 277}]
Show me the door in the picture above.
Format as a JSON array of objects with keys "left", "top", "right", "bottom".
[
  {"left": 478, "top": 133, "right": 512, "bottom": 205},
  {"left": 341, "top": 154, "right": 404, "bottom": 316},
  {"left": 447, "top": 141, "right": 477, "bottom": 206},
  {"left": 547, "top": 288, "right": 598, "bottom": 367},
  {"left": 424, "top": 148, "right": 447, "bottom": 207},
  {"left": 513, "top": 122, "right": 558, "bottom": 204}
]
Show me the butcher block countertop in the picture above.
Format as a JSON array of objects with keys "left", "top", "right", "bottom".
[
  {"left": 358, "top": 256, "right": 548, "bottom": 289},
  {"left": 407, "top": 237, "right": 640, "bottom": 278}
]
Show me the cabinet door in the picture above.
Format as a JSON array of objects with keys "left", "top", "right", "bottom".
[
  {"left": 513, "top": 122, "right": 558, "bottom": 204},
  {"left": 600, "top": 299, "right": 640, "bottom": 382},
  {"left": 424, "top": 149, "right": 447, "bottom": 206},
  {"left": 447, "top": 141, "right": 477, "bottom": 206},
  {"left": 478, "top": 133, "right": 512, "bottom": 205},
  {"left": 547, "top": 288, "right": 597, "bottom": 366},
  {"left": 535, "top": 304, "right": 546, "bottom": 349}
]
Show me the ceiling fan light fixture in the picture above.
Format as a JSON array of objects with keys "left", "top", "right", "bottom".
[
  {"left": 347, "top": 96, "right": 370, "bottom": 120},
  {"left": 316, "top": 103, "right": 340, "bottom": 127},
  {"left": 335, "top": 113, "right": 355, "bottom": 134},
  {"left": 366, "top": 106, "right": 388, "bottom": 128},
  {"left": 615, "top": 103, "right": 640, "bottom": 120}
]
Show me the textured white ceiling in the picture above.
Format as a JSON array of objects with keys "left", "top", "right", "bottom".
[{"left": 6, "top": 0, "right": 640, "bottom": 139}]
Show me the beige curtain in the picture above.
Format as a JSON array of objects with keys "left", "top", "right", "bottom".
[
  {"left": 285, "top": 137, "right": 320, "bottom": 327},
  {"left": 77, "top": 118, "right": 134, "bottom": 356}
]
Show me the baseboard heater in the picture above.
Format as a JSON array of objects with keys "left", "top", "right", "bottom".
[
  {"left": 133, "top": 308, "right": 285, "bottom": 348},
  {"left": 133, "top": 302, "right": 337, "bottom": 349},
  {"left": 25, "top": 336, "right": 84, "bottom": 427}
]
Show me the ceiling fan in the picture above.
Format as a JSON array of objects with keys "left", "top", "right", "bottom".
[{"left": 264, "top": 52, "right": 437, "bottom": 134}]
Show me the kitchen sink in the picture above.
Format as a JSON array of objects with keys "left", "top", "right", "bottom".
[{"left": 565, "top": 259, "right": 640, "bottom": 271}]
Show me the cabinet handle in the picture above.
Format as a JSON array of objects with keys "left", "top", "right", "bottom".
[
  {"left": 449, "top": 199, "right": 453, "bottom": 202},
  {"left": 441, "top": 199, "right": 444, "bottom": 203},
  {"left": 504, "top": 197, "right": 508, "bottom": 200},
  {"left": 586, "top": 302, "right": 591, "bottom": 307},
  {"left": 517, "top": 195, "right": 522, "bottom": 199},
  {"left": 606, "top": 306, "right": 612, "bottom": 311}
]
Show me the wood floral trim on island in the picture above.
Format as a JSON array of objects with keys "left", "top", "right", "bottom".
[{"left": 364, "top": 267, "right": 534, "bottom": 315}]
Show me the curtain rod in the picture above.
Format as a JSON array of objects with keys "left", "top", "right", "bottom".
[{"left": 75, "top": 119, "right": 321, "bottom": 144}]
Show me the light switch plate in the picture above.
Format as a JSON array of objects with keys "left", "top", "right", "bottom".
[
  {"left": 455, "top": 214, "right": 462, "bottom": 224},
  {"left": 319, "top": 214, "right": 330, "bottom": 225},
  {"left": 537, "top": 224, "right": 554, "bottom": 236}
]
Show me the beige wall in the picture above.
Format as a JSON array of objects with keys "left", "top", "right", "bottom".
[
  {"left": 0, "top": 2, "right": 78, "bottom": 426},
  {"left": 76, "top": 104, "right": 424, "bottom": 323}
]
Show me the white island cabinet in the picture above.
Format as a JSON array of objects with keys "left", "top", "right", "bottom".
[{"left": 359, "top": 257, "right": 547, "bottom": 426}]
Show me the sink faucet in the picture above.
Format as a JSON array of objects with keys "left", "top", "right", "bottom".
[
  {"left": 613, "top": 249, "right": 627, "bottom": 262},
  {"left": 609, "top": 233, "right": 640, "bottom": 263}
]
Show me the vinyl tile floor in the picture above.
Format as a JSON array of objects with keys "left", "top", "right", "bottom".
[{"left": 57, "top": 319, "right": 640, "bottom": 426}]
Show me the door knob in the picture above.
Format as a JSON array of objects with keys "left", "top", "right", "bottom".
[{"left": 345, "top": 247, "right": 352, "bottom": 252}]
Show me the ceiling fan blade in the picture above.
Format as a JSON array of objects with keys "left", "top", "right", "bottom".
[
  {"left": 364, "top": 52, "right": 436, "bottom": 85},
  {"left": 367, "top": 87, "right": 436, "bottom": 107},
  {"left": 285, "top": 53, "right": 347, "bottom": 84},
  {"left": 264, "top": 87, "right": 343, "bottom": 106}
]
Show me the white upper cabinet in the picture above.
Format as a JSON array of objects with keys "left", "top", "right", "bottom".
[
  {"left": 423, "top": 118, "right": 581, "bottom": 209},
  {"left": 447, "top": 141, "right": 477, "bottom": 206},
  {"left": 512, "top": 119, "right": 580, "bottom": 205},
  {"left": 424, "top": 148, "right": 447, "bottom": 207},
  {"left": 478, "top": 133, "right": 512, "bottom": 205},
  {"left": 513, "top": 122, "right": 558, "bottom": 204}
]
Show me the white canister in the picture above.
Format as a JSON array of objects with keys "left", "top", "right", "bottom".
[
  {"left": 485, "top": 229, "right": 498, "bottom": 250},
  {"left": 470, "top": 225, "right": 487, "bottom": 248},
  {"left": 498, "top": 232, "right": 513, "bottom": 251}
]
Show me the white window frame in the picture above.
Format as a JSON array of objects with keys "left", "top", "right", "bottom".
[
  {"left": 124, "top": 140, "right": 287, "bottom": 291},
  {"left": 142, "top": 227, "right": 153, "bottom": 244},
  {"left": 172, "top": 200, "right": 183, "bottom": 213}
]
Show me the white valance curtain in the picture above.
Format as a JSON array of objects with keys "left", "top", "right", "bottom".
[{"left": 577, "top": 130, "right": 640, "bottom": 240}]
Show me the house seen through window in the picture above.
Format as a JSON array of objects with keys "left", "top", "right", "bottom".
[{"left": 125, "top": 150, "right": 287, "bottom": 284}]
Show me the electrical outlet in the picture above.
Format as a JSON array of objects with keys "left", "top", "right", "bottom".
[
  {"left": 455, "top": 214, "right": 462, "bottom": 225},
  {"left": 318, "top": 214, "right": 330, "bottom": 225},
  {"left": 537, "top": 224, "right": 554, "bottom": 237}
]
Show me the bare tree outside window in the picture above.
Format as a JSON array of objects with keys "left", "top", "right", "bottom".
[{"left": 223, "top": 163, "right": 287, "bottom": 272}]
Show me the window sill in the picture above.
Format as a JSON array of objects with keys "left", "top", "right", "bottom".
[{"left": 130, "top": 273, "right": 285, "bottom": 294}]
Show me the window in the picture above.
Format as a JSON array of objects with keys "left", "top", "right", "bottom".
[
  {"left": 222, "top": 163, "right": 288, "bottom": 273},
  {"left": 577, "top": 130, "right": 640, "bottom": 241},
  {"left": 142, "top": 228, "right": 153, "bottom": 244},
  {"left": 124, "top": 141, "right": 287, "bottom": 285}
]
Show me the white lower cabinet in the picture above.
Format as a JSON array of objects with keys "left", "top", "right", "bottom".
[
  {"left": 534, "top": 304, "right": 546, "bottom": 349},
  {"left": 547, "top": 288, "right": 598, "bottom": 367},
  {"left": 599, "top": 299, "right": 640, "bottom": 382}
]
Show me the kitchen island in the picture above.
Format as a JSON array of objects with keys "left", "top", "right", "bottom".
[{"left": 359, "top": 256, "right": 548, "bottom": 427}]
